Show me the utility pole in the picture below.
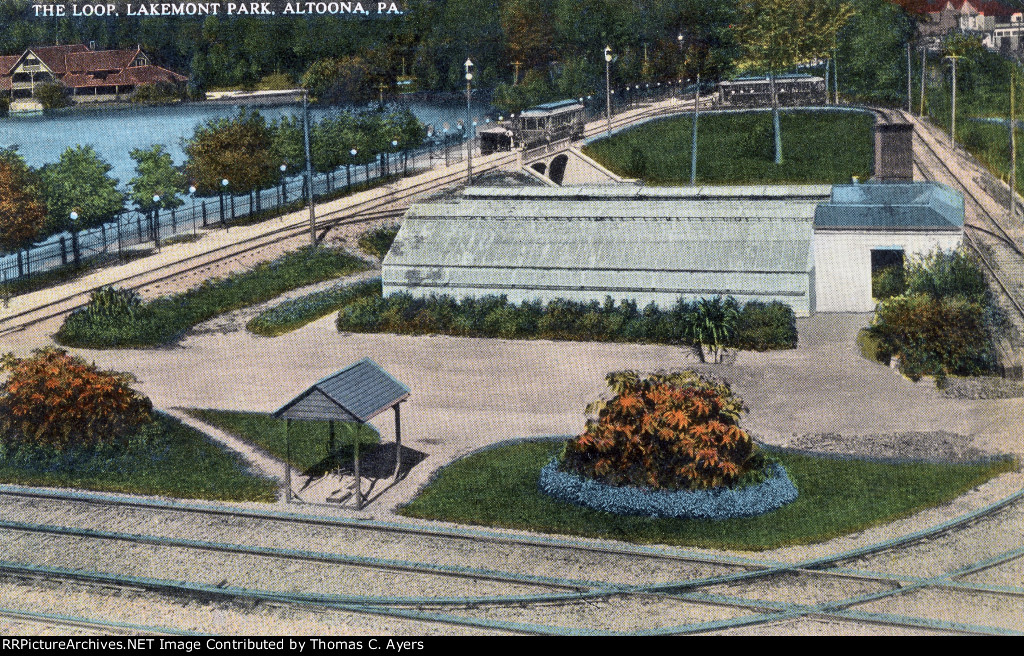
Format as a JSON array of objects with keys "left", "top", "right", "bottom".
[
  {"left": 833, "top": 49, "right": 839, "bottom": 104},
  {"left": 605, "top": 46, "right": 613, "bottom": 137},
  {"left": 512, "top": 60, "right": 522, "bottom": 85},
  {"left": 465, "top": 58, "right": 473, "bottom": 183},
  {"left": 907, "top": 42, "right": 913, "bottom": 113},
  {"left": 946, "top": 54, "right": 960, "bottom": 149},
  {"left": 691, "top": 72, "right": 700, "bottom": 186},
  {"left": 303, "top": 89, "right": 316, "bottom": 247},
  {"left": 1012, "top": 69, "right": 1017, "bottom": 222},
  {"left": 920, "top": 46, "right": 927, "bottom": 117}
]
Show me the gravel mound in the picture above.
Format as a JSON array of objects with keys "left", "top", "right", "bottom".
[
  {"left": 781, "top": 431, "right": 990, "bottom": 464},
  {"left": 939, "top": 376, "right": 1024, "bottom": 400}
]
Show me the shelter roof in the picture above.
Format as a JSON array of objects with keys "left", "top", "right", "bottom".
[
  {"left": 814, "top": 182, "right": 964, "bottom": 231},
  {"left": 274, "top": 358, "right": 410, "bottom": 424}
]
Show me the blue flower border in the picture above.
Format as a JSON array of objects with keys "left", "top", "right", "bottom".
[{"left": 538, "top": 460, "right": 798, "bottom": 520}]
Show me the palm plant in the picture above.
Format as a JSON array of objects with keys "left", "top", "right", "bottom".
[{"left": 683, "top": 296, "right": 740, "bottom": 363}]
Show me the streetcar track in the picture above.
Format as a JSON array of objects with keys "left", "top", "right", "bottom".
[{"left": 3, "top": 103, "right": 1023, "bottom": 635}]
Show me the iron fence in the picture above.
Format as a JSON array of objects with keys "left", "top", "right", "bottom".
[{"left": 0, "top": 141, "right": 462, "bottom": 288}]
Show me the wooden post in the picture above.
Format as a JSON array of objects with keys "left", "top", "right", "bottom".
[
  {"left": 285, "top": 419, "right": 293, "bottom": 503},
  {"left": 353, "top": 437, "right": 361, "bottom": 509},
  {"left": 394, "top": 403, "right": 402, "bottom": 476}
]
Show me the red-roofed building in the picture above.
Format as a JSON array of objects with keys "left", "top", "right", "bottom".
[{"left": 0, "top": 44, "right": 187, "bottom": 102}]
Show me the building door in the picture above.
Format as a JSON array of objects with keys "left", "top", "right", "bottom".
[{"left": 870, "top": 247, "right": 905, "bottom": 300}]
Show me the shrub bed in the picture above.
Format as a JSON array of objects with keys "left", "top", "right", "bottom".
[
  {"left": 358, "top": 225, "right": 400, "bottom": 260},
  {"left": 248, "top": 277, "right": 380, "bottom": 337},
  {"left": 538, "top": 459, "right": 797, "bottom": 519},
  {"left": 1, "top": 348, "right": 152, "bottom": 451},
  {"left": 57, "top": 247, "right": 368, "bottom": 348},
  {"left": 541, "top": 370, "right": 797, "bottom": 519},
  {"left": 335, "top": 281, "right": 797, "bottom": 349},
  {"left": 868, "top": 249, "right": 1002, "bottom": 384}
]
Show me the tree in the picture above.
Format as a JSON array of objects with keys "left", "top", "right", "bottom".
[
  {"left": 501, "top": 0, "right": 556, "bottom": 76},
  {"left": 0, "top": 148, "right": 45, "bottom": 256},
  {"left": 129, "top": 145, "right": 186, "bottom": 212},
  {"left": 39, "top": 146, "right": 124, "bottom": 265},
  {"left": 301, "top": 56, "right": 373, "bottom": 104},
  {"left": 183, "top": 108, "right": 277, "bottom": 196},
  {"left": 34, "top": 81, "right": 70, "bottom": 109},
  {"left": 732, "top": 0, "right": 853, "bottom": 163}
]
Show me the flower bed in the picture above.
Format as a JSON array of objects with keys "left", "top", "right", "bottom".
[{"left": 538, "top": 460, "right": 798, "bottom": 520}]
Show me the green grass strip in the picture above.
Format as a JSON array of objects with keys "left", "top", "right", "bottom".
[
  {"left": 582, "top": 109, "right": 874, "bottom": 185},
  {"left": 56, "top": 247, "right": 369, "bottom": 348},
  {"left": 0, "top": 413, "right": 277, "bottom": 502},
  {"left": 184, "top": 409, "right": 379, "bottom": 476},
  {"left": 399, "top": 441, "right": 1017, "bottom": 551}
]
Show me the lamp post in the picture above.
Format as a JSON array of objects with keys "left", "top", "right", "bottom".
[
  {"left": 218, "top": 179, "right": 227, "bottom": 226},
  {"left": 348, "top": 148, "right": 357, "bottom": 190},
  {"left": 152, "top": 194, "right": 161, "bottom": 249},
  {"left": 677, "top": 34, "right": 684, "bottom": 100},
  {"left": 302, "top": 88, "right": 316, "bottom": 247},
  {"left": 605, "top": 46, "right": 613, "bottom": 137},
  {"left": 69, "top": 210, "right": 80, "bottom": 266},
  {"left": 279, "top": 163, "right": 288, "bottom": 205},
  {"left": 465, "top": 58, "right": 474, "bottom": 183}
]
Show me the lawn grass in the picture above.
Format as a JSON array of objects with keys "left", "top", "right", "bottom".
[
  {"left": 184, "top": 409, "right": 380, "bottom": 476},
  {"left": 399, "top": 440, "right": 1017, "bottom": 551},
  {"left": 0, "top": 413, "right": 277, "bottom": 502},
  {"left": 582, "top": 109, "right": 874, "bottom": 185},
  {"left": 55, "top": 247, "right": 369, "bottom": 348}
]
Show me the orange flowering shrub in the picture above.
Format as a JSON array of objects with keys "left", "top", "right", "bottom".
[
  {"left": 0, "top": 348, "right": 152, "bottom": 451},
  {"left": 560, "top": 371, "right": 762, "bottom": 490}
]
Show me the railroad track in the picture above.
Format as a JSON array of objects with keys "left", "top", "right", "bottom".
[
  {"left": 0, "top": 96, "right": 698, "bottom": 337},
  {"left": 0, "top": 151, "right": 516, "bottom": 336},
  {"left": 0, "top": 482, "right": 1020, "bottom": 635},
  {"left": 901, "top": 108, "right": 1024, "bottom": 375}
]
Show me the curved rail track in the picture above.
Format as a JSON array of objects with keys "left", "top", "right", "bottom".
[
  {"left": 905, "top": 108, "right": 1024, "bottom": 321},
  {"left": 0, "top": 97, "right": 692, "bottom": 338},
  {"left": 0, "top": 479, "right": 1021, "bottom": 635},
  {"left": 2, "top": 103, "right": 1023, "bottom": 635}
]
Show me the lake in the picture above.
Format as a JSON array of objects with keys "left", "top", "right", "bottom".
[{"left": 0, "top": 97, "right": 491, "bottom": 186}]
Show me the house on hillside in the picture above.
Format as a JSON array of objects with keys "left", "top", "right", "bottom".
[
  {"left": 0, "top": 44, "right": 187, "bottom": 103},
  {"left": 915, "top": 0, "right": 1020, "bottom": 50}
]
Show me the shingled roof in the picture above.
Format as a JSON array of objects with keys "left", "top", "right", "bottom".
[{"left": 274, "top": 359, "right": 410, "bottom": 424}]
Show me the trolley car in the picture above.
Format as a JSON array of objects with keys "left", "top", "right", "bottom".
[
  {"left": 480, "top": 99, "right": 586, "bottom": 154},
  {"left": 717, "top": 74, "right": 826, "bottom": 108}
]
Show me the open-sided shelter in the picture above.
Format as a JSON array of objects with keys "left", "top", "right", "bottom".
[{"left": 273, "top": 358, "right": 410, "bottom": 508}]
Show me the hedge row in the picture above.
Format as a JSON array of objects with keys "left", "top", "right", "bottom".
[
  {"left": 57, "top": 247, "right": 368, "bottom": 348},
  {"left": 537, "top": 460, "right": 798, "bottom": 519},
  {"left": 336, "top": 280, "right": 797, "bottom": 349}
]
